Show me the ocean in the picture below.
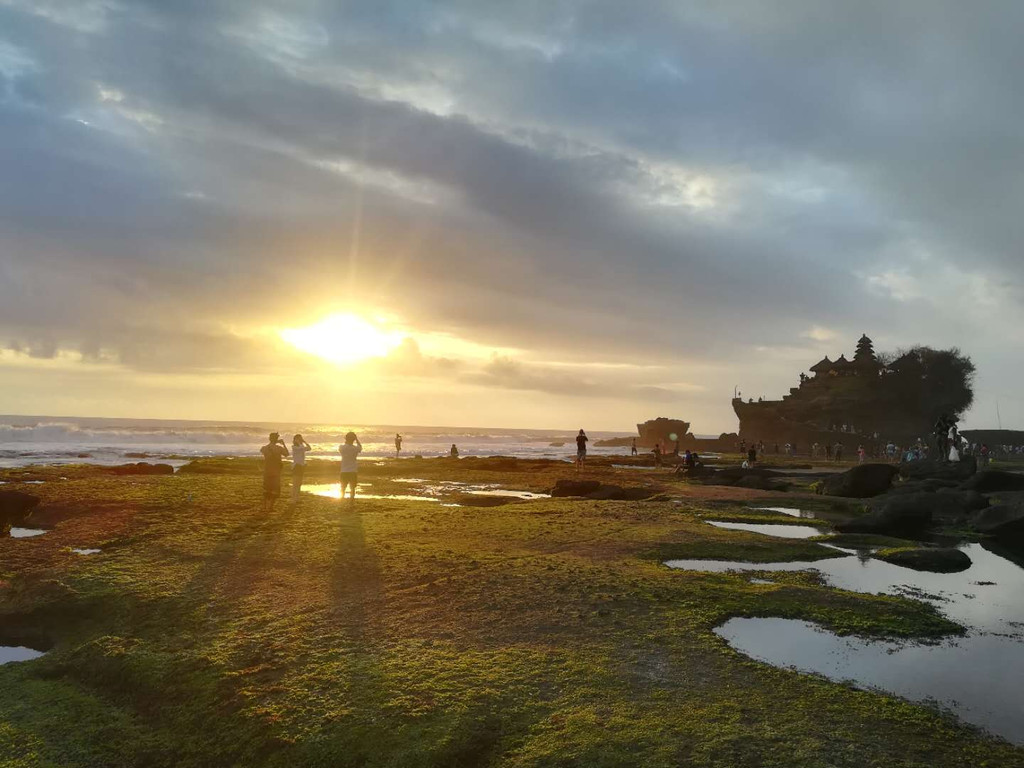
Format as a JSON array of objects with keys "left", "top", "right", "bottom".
[{"left": 0, "top": 416, "right": 637, "bottom": 468}]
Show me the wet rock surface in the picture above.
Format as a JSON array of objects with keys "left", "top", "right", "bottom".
[
  {"left": 899, "top": 456, "right": 977, "bottom": 483},
  {"left": 971, "top": 501, "right": 1024, "bottom": 543},
  {"left": 104, "top": 462, "right": 175, "bottom": 476},
  {"left": 820, "top": 463, "right": 898, "bottom": 498},
  {"left": 0, "top": 490, "right": 41, "bottom": 532},
  {"left": 874, "top": 546, "right": 972, "bottom": 573},
  {"left": 960, "top": 469, "right": 1024, "bottom": 494}
]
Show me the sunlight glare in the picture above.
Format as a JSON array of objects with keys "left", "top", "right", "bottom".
[{"left": 279, "top": 313, "right": 403, "bottom": 365}]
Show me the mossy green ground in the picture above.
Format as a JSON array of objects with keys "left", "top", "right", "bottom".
[{"left": 0, "top": 460, "right": 1021, "bottom": 767}]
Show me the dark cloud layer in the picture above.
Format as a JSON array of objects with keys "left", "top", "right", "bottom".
[{"left": 2, "top": 0, "right": 1023, "bottom": 426}]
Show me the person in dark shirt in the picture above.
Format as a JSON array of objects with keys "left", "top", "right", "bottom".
[
  {"left": 747, "top": 445, "right": 757, "bottom": 466},
  {"left": 575, "top": 429, "right": 589, "bottom": 471},
  {"left": 259, "top": 432, "right": 289, "bottom": 512}
]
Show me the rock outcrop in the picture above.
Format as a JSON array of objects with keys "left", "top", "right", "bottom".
[
  {"left": 0, "top": 490, "right": 41, "bottom": 532},
  {"left": 899, "top": 456, "right": 977, "bottom": 483},
  {"left": 971, "top": 497, "right": 1024, "bottom": 542},
  {"left": 960, "top": 470, "right": 1024, "bottom": 494},
  {"left": 104, "top": 462, "right": 175, "bottom": 476},
  {"left": 820, "top": 463, "right": 898, "bottom": 498},
  {"left": 874, "top": 547, "right": 972, "bottom": 573}
]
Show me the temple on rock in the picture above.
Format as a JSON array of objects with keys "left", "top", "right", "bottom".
[{"left": 733, "top": 335, "right": 917, "bottom": 446}]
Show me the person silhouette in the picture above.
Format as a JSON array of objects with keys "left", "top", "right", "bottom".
[
  {"left": 575, "top": 429, "right": 589, "bottom": 470},
  {"left": 395, "top": 433, "right": 403, "bottom": 456},
  {"left": 260, "top": 432, "right": 289, "bottom": 512},
  {"left": 339, "top": 432, "right": 362, "bottom": 500},
  {"left": 291, "top": 433, "right": 311, "bottom": 502}
]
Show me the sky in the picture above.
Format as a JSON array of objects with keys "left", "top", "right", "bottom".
[{"left": 2, "top": 0, "right": 1024, "bottom": 433}]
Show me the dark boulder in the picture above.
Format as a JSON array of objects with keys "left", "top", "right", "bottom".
[
  {"left": 585, "top": 485, "right": 626, "bottom": 500},
  {"left": 734, "top": 475, "right": 789, "bottom": 492},
  {"left": 820, "top": 463, "right": 898, "bottom": 498},
  {"left": 899, "top": 456, "right": 977, "bottom": 483},
  {"left": 105, "top": 462, "right": 174, "bottom": 476},
  {"left": 450, "top": 494, "right": 522, "bottom": 507},
  {"left": 716, "top": 467, "right": 785, "bottom": 481},
  {"left": 550, "top": 479, "right": 602, "bottom": 497},
  {"left": 874, "top": 547, "right": 972, "bottom": 573},
  {"left": 0, "top": 490, "right": 41, "bottom": 530},
  {"left": 971, "top": 502, "right": 1024, "bottom": 543},
  {"left": 885, "top": 478, "right": 961, "bottom": 495},
  {"left": 960, "top": 470, "right": 1024, "bottom": 494},
  {"left": 836, "top": 493, "right": 939, "bottom": 534},
  {"left": 935, "top": 488, "right": 989, "bottom": 513}
]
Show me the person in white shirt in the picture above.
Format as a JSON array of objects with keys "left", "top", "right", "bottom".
[
  {"left": 291, "top": 434, "right": 311, "bottom": 502},
  {"left": 339, "top": 431, "right": 362, "bottom": 500}
]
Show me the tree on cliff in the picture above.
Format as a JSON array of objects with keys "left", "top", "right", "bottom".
[{"left": 882, "top": 346, "right": 975, "bottom": 424}]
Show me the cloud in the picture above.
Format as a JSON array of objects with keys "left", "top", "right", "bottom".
[{"left": 2, "top": 0, "right": 1024, "bottom": 428}]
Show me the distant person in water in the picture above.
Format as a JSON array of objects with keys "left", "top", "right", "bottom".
[
  {"left": 339, "top": 432, "right": 362, "bottom": 500},
  {"left": 395, "top": 433, "right": 403, "bottom": 456},
  {"left": 291, "top": 434, "right": 311, "bottom": 502},
  {"left": 631, "top": 438, "right": 638, "bottom": 456},
  {"left": 575, "top": 429, "right": 589, "bottom": 470},
  {"left": 260, "top": 432, "right": 289, "bottom": 512},
  {"left": 450, "top": 444, "right": 459, "bottom": 458}
]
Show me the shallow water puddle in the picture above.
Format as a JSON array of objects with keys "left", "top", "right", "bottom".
[
  {"left": 465, "top": 489, "right": 550, "bottom": 500},
  {"left": 302, "top": 484, "right": 439, "bottom": 502},
  {"left": 9, "top": 528, "right": 46, "bottom": 538},
  {"left": 669, "top": 544, "right": 1024, "bottom": 634},
  {"left": 670, "top": 543, "right": 1024, "bottom": 741},
  {"left": 72, "top": 548, "right": 101, "bottom": 555},
  {"left": 0, "top": 647, "right": 45, "bottom": 665},
  {"left": 717, "top": 617, "right": 1024, "bottom": 745},
  {"left": 750, "top": 506, "right": 815, "bottom": 519},
  {"left": 706, "top": 521, "right": 822, "bottom": 539}
]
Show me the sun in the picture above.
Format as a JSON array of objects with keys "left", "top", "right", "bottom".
[{"left": 279, "top": 313, "right": 404, "bottom": 365}]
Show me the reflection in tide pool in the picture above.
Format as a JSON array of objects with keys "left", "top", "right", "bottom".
[
  {"left": 669, "top": 543, "right": 1024, "bottom": 742},
  {"left": 717, "top": 617, "right": 1024, "bottom": 745},
  {"left": 750, "top": 506, "right": 815, "bottom": 519},
  {"left": 0, "top": 646, "right": 44, "bottom": 665},
  {"left": 669, "top": 544, "right": 1024, "bottom": 634},
  {"left": 302, "top": 484, "right": 439, "bottom": 502},
  {"left": 465, "top": 489, "right": 550, "bottom": 500},
  {"left": 9, "top": 528, "right": 46, "bottom": 538},
  {"left": 706, "top": 521, "right": 822, "bottom": 539}
]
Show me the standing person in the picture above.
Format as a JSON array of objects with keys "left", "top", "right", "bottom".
[
  {"left": 575, "top": 429, "right": 589, "bottom": 471},
  {"left": 291, "top": 433, "right": 311, "bottom": 502},
  {"left": 394, "top": 433, "right": 403, "bottom": 456},
  {"left": 260, "top": 432, "right": 289, "bottom": 512},
  {"left": 747, "top": 445, "right": 757, "bottom": 466},
  {"left": 825, "top": 443, "right": 832, "bottom": 461},
  {"left": 339, "top": 432, "right": 362, "bottom": 500},
  {"left": 450, "top": 443, "right": 459, "bottom": 458},
  {"left": 857, "top": 445, "right": 866, "bottom": 464},
  {"left": 652, "top": 442, "right": 663, "bottom": 468},
  {"left": 834, "top": 442, "right": 844, "bottom": 462},
  {"left": 631, "top": 438, "right": 638, "bottom": 456}
]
